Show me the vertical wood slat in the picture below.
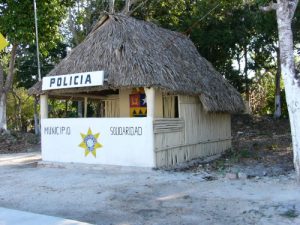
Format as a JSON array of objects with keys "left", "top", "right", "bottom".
[
  {"left": 104, "top": 98, "right": 120, "bottom": 117},
  {"left": 154, "top": 95, "right": 232, "bottom": 167}
]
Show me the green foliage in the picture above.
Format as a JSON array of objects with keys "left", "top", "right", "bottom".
[
  {"left": 250, "top": 72, "right": 288, "bottom": 117},
  {"left": 229, "top": 148, "right": 259, "bottom": 161},
  {"left": 68, "top": 0, "right": 125, "bottom": 46},
  {"left": 133, "top": 1, "right": 278, "bottom": 94},
  {"left": 65, "top": 0, "right": 289, "bottom": 107},
  {"left": 0, "top": 0, "right": 74, "bottom": 47},
  {"left": 48, "top": 99, "right": 77, "bottom": 118},
  {"left": 0, "top": 0, "right": 74, "bottom": 89},
  {"left": 15, "top": 42, "right": 68, "bottom": 89},
  {"left": 1, "top": 0, "right": 296, "bottom": 123},
  {"left": 6, "top": 87, "right": 35, "bottom": 131}
]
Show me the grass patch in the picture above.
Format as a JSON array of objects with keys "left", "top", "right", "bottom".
[
  {"left": 268, "top": 144, "right": 278, "bottom": 151},
  {"left": 207, "top": 148, "right": 260, "bottom": 171},
  {"left": 280, "top": 209, "right": 299, "bottom": 218}
]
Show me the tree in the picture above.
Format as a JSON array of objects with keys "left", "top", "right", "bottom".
[
  {"left": 0, "top": 0, "right": 74, "bottom": 131},
  {"left": 139, "top": 1, "right": 300, "bottom": 118},
  {"left": 0, "top": 45, "right": 16, "bottom": 130},
  {"left": 15, "top": 43, "right": 68, "bottom": 89},
  {"left": 261, "top": 0, "right": 300, "bottom": 181},
  {"left": 274, "top": 47, "right": 282, "bottom": 118},
  {"left": 7, "top": 87, "right": 35, "bottom": 131},
  {"left": 67, "top": 0, "right": 143, "bottom": 47}
]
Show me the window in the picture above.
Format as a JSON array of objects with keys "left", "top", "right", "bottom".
[
  {"left": 163, "top": 95, "right": 179, "bottom": 118},
  {"left": 87, "top": 98, "right": 120, "bottom": 118}
]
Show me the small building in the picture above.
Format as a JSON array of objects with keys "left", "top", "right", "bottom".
[{"left": 29, "top": 14, "right": 244, "bottom": 168}]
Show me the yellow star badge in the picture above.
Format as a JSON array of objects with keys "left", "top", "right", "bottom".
[{"left": 79, "top": 128, "right": 103, "bottom": 157}]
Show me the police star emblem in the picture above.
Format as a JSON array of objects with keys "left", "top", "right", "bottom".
[{"left": 79, "top": 128, "right": 102, "bottom": 157}]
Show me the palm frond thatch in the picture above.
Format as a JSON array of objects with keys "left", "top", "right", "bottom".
[{"left": 29, "top": 14, "right": 244, "bottom": 113}]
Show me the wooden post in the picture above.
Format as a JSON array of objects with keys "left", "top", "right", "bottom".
[
  {"left": 144, "top": 87, "right": 156, "bottom": 167},
  {"left": 145, "top": 87, "right": 155, "bottom": 118},
  {"left": 78, "top": 101, "right": 83, "bottom": 118},
  {"left": 84, "top": 97, "right": 88, "bottom": 118},
  {"left": 40, "top": 94, "right": 48, "bottom": 119}
]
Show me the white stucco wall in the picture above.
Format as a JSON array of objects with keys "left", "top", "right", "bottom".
[{"left": 41, "top": 118, "right": 155, "bottom": 167}]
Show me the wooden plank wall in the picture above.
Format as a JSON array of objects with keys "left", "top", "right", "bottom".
[
  {"left": 154, "top": 95, "right": 231, "bottom": 167},
  {"left": 104, "top": 99, "right": 120, "bottom": 117}
]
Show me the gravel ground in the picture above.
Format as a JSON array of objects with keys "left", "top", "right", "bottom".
[
  {"left": 0, "top": 115, "right": 297, "bottom": 225},
  {"left": 0, "top": 155, "right": 299, "bottom": 225}
]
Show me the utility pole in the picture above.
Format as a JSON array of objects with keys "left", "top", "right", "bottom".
[
  {"left": 33, "top": 0, "right": 41, "bottom": 135},
  {"left": 33, "top": 0, "right": 41, "bottom": 81}
]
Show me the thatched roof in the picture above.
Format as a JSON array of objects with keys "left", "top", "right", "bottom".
[{"left": 29, "top": 14, "right": 244, "bottom": 113}]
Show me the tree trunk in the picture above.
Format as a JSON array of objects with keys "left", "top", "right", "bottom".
[
  {"left": 109, "top": 0, "right": 115, "bottom": 13},
  {"left": 34, "top": 96, "right": 40, "bottom": 135},
  {"left": 274, "top": 47, "right": 282, "bottom": 119},
  {"left": 276, "top": 0, "right": 300, "bottom": 181},
  {"left": 11, "top": 89, "right": 22, "bottom": 131},
  {"left": 0, "top": 65, "right": 5, "bottom": 131},
  {"left": 0, "top": 44, "right": 17, "bottom": 131},
  {"left": 0, "top": 93, "right": 7, "bottom": 131},
  {"left": 244, "top": 45, "right": 250, "bottom": 101}
]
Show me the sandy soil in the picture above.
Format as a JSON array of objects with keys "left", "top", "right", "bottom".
[
  {"left": 0, "top": 115, "right": 297, "bottom": 225},
  {"left": 0, "top": 156, "right": 299, "bottom": 225}
]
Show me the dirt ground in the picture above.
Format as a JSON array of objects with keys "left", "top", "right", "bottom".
[
  {"left": 0, "top": 115, "right": 299, "bottom": 225},
  {"left": 164, "top": 114, "right": 294, "bottom": 183},
  {"left": 0, "top": 157, "right": 299, "bottom": 225},
  {"left": 0, "top": 130, "right": 40, "bottom": 154},
  {"left": 229, "top": 114, "right": 293, "bottom": 176}
]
